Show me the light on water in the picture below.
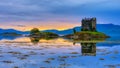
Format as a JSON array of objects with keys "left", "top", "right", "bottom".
[{"left": 0, "top": 37, "right": 120, "bottom": 68}]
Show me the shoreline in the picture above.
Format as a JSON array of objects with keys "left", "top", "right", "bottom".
[{"left": 0, "top": 40, "right": 120, "bottom": 43}]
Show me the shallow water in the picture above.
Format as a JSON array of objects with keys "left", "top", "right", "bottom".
[{"left": 0, "top": 37, "right": 120, "bottom": 68}]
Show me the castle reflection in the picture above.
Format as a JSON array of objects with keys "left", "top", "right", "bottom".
[
  {"left": 81, "top": 43, "right": 96, "bottom": 56},
  {"left": 73, "top": 42, "right": 96, "bottom": 56}
]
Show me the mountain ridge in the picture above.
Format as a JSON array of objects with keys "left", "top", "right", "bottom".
[{"left": 0, "top": 24, "right": 120, "bottom": 37}]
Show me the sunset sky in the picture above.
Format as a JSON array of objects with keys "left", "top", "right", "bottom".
[{"left": 0, "top": 0, "right": 120, "bottom": 31}]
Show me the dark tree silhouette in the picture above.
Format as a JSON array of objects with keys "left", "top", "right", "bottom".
[{"left": 30, "top": 28, "right": 40, "bottom": 36}]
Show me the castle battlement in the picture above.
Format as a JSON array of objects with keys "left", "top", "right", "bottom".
[{"left": 81, "top": 17, "right": 97, "bottom": 31}]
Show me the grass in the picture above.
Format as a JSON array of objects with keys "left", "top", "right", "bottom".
[
  {"left": 75, "top": 31, "right": 106, "bottom": 36},
  {"left": 73, "top": 31, "right": 110, "bottom": 40}
]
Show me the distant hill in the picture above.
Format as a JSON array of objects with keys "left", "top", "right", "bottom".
[
  {"left": 42, "top": 27, "right": 80, "bottom": 35},
  {"left": 96, "top": 24, "right": 120, "bottom": 36},
  {"left": 0, "top": 28, "right": 29, "bottom": 34}
]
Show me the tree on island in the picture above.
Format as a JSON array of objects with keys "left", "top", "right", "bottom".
[{"left": 30, "top": 28, "right": 40, "bottom": 36}]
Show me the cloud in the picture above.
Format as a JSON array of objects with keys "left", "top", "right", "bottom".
[
  {"left": 0, "top": 0, "right": 120, "bottom": 25},
  {"left": 14, "top": 25, "right": 26, "bottom": 27}
]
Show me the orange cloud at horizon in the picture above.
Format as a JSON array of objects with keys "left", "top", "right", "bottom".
[{"left": 0, "top": 21, "right": 81, "bottom": 31}]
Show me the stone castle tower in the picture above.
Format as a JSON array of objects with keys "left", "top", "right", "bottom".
[{"left": 81, "top": 17, "right": 97, "bottom": 31}]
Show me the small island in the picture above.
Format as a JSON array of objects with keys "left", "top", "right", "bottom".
[
  {"left": 64, "top": 17, "right": 110, "bottom": 41},
  {"left": 29, "top": 28, "right": 59, "bottom": 39}
]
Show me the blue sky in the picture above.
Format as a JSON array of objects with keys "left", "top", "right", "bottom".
[{"left": 0, "top": 0, "right": 120, "bottom": 30}]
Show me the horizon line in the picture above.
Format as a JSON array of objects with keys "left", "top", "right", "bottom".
[{"left": 0, "top": 23, "right": 118, "bottom": 31}]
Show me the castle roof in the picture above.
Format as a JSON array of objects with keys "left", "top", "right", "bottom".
[{"left": 82, "top": 17, "right": 96, "bottom": 21}]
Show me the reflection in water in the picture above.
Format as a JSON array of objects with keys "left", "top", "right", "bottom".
[
  {"left": 73, "top": 42, "right": 96, "bottom": 56},
  {"left": 0, "top": 36, "right": 21, "bottom": 40},
  {"left": 81, "top": 43, "right": 96, "bottom": 56},
  {"left": 29, "top": 37, "right": 71, "bottom": 44},
  {"left": 29, "top": 36, "right": 97, "bottom": 56},
  {"left": 72, "top": 38, "right": 106, "bottom": 56},
  {"left": 30, "top": 37, "right": 40, "bottom": 44}
]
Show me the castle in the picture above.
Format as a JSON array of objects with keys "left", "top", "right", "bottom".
[{"left": 81, "top": 17, "right": 97, "bottom": 31}]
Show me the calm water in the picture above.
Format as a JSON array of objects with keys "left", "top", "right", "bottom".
[{"left": 0, "top": 36, "right": 120, "bottom": 68}]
